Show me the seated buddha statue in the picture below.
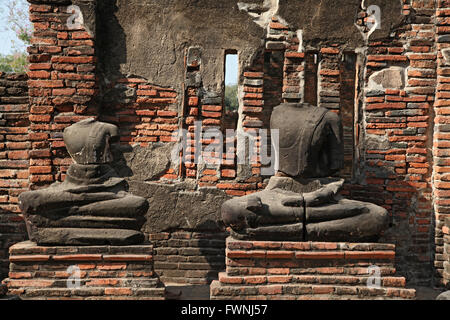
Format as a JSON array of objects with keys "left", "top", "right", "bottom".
[
  {"left": 221, "top": 103, "right": 389, "bottom": 242},
  {"left": 18, "top": 118, "right": 148, "bottom": 245}
]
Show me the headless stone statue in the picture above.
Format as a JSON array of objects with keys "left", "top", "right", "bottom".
[
  {"left": 221, "top": 103, "right": 389, "bottom": 242},
  {"left": 19, "top": 118, "right": 148, "bottom": 245}
]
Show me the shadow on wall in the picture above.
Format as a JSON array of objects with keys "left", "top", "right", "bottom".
[
  {"left": 342, "top": 157, "right": 433, "bottom": 286},
  {"left": 96, "top": 0, "right": 128, "bottom": 114}
]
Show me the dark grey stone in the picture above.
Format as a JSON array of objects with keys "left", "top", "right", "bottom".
[
  {"left": 129, "top": 181, "right": 230, "bottom": 233},
  {"left": 244, "top": 79, "right": 263, "bottom": 86},
  {"left": 97, "top": 0, "right": 265, "bottom": 94},
  {"left": 438, "top": 35, "right": 450, "bottom": 43}
]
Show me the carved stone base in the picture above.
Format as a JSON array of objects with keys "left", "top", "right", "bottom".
[
  {"left": 210, "top": 237, "right": 416, "bottom": 300},
  {"left": 3, "top": 241, "right": 165, "bottom": 300}
]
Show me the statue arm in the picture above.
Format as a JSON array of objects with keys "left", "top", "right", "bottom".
[{"left": 304, "top": 179, "right": 344, "bottom": 207}]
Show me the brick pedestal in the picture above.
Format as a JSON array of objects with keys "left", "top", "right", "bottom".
[
  {"left": 2, "top": 241, "right": 165, "bottom": 300},
  {"left": 444, "top": 218, "right": 450, "bottom": 289},
  {"left": 210, "top": 237, "right": 416, "bottom": 300}
]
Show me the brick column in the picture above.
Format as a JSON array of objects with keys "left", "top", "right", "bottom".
[
  {"left": 434, "top": 0, "right": 450, "bottom": 287},
  {"left": 0, "top": 73, "right": 29, "bottom": 280},
  {"left": 27, "top": 0, "right": 98, "bottom": 189}
]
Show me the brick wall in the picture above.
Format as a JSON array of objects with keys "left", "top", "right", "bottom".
[
  {"left": 0, "top": 72, "right": 29, "bottom": 280},
  {"left": 211, "top": 238, "right": 416, "bottom": 300},
  {"left": 346, "top": 0, "right": 436, "bottom": 285},
  {"left": 3, "top": 0, "right": 450, "bottom": 289},
  {"left": 27, "top": 1, "right": 98, "bottom": 188}
]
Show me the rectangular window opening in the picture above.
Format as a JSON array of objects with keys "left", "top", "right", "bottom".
[{"left": 224, "top": 52, "right": 239, "bottom": 125}]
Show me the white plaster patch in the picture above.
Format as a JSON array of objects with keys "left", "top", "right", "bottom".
[{"left": 368, "top": 66, "right": 405, "bottom": 90}]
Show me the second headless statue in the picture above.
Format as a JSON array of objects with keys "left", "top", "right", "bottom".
[{"left": 222, "top": 103, "right": 389, "bottom": 242}]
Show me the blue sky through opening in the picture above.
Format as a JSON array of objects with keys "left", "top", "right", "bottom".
[
  {"left": 0, "top": 0, "right": 29, "bottom": 55},
  {"left": 225, "top": 54, "right": 238, "bottom": 86},
  {"left": 0, "top": 4, "right": 16, "bottom": 55}
]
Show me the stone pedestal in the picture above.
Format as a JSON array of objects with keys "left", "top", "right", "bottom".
[
  {"left": 444, "top": 217, "right": 450, "bottom": 289},
  {"left": 210, "top": 237, "right": 416, "bottom": 300},
  {"left": 2, "top": 241, "right": 165, "bottom": 300}
]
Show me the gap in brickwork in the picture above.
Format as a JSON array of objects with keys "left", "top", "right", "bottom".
[
  {"left": 304, "top": 51, "right": 318, "bottom": 106},
  {"left": 339, "top": 51, "right": 357, "bottom": 180}
]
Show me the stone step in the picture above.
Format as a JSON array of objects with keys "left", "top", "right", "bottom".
[
  {"left": 218, "top": 272, "right": 407, "bottom": 287},
  {"left": 210, "top": 281, "right": 416, "bottom": 300},
  {"left": 8, "top": 287, "right": 166, "bottom": 299},
  {"left": 9, "top": 241, "right": 154, "bottom": 255}
]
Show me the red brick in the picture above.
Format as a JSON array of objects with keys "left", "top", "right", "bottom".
[
  {"left": 51, "top": 56, "right": 95, "bottom": 64},
  {"left": 344, "top": 251, "right": 395, "bottom": 260},
  {"left": 104, "top": 288, "right": 132, "bottom": 295},
  {"left": 295, "top": 252, "right": 345, "bottom": 259},
  {"left": 52, "top": 254, "right": 102, "bottom": 261},
  {"left": 285, "top": 52, "right": 305, "bottom": 58},
  {"left": 8, "top": 279, "right": 54, "bottom": 288},
  {"left": 9, "top": 255, "right": 50, "bottom": 262}
]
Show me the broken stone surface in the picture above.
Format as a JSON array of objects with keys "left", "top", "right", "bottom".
[
  {"left": 19, "top": 119, "right": 148, "bottom": 245},
  {"left": 97, "top": 0, "right": 265, "bottom": 93},
  {"left": 278, "top": 0, "right": 404, "bottom": 45},
  {"left": 368, "top": 67, "right": 405, "bottom": 90},
  {"left": 365, "top": 134, "right": 390, "bottom": 151},
  {"left": 129, "top": 181, "right": 230, "bottom": 233},
  {"left": 221, "top": 103, "right": 389, "bottom": 242}
]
